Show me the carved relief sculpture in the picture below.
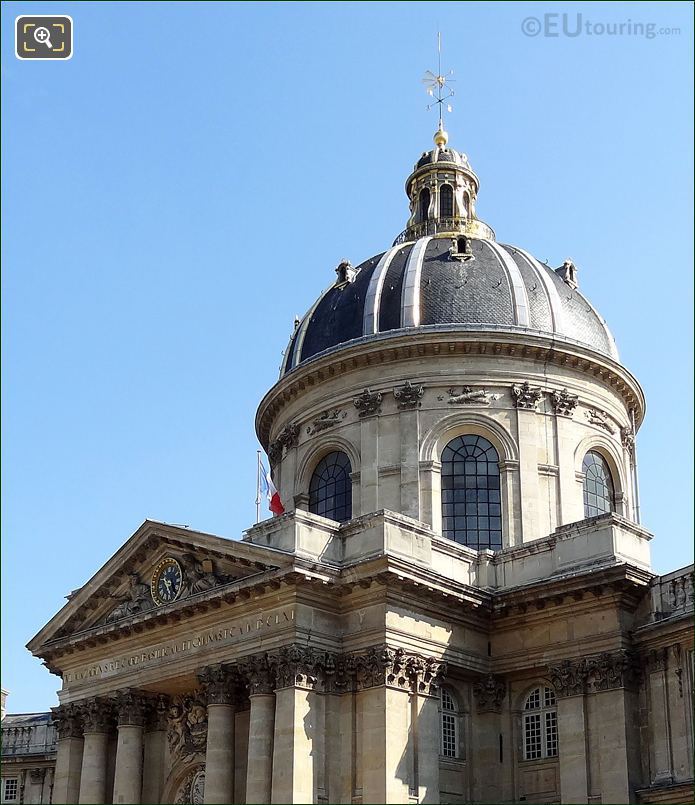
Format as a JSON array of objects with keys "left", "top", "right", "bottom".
[
  {"left": 167, "top": 692, "right": 208, "bottom": 759},
  {"left": 306, "top": 408, "right": 347, "bottom": 435},
  {"left": 550, "top": 388, "right": 579, "bottom": 417},
  {"left": 353, "top": 388, "right": 383, "bottom": 418},
  {"left": 446, "top": 386, "right": 499, "bottom": 406},
  {"left": 511, "top": 381, "right": 543, "bottom": 410},
  {"left": 585, "top": 408, "right": 616, "bottom": 434},
  {"left": 620, "top": 425, "right": 636, "bottom": 461},
  {"left": 472, "top": 673, "right": 506, "bottom": 712},
  {"left": 179, "top": 554, "right": 228, "bottom": 597},
  {"left": 393, "top": 380, "right": 425, "bottom": 409},
  {"left": 104, "top": 573, "right": 154, "bottom": 624}
]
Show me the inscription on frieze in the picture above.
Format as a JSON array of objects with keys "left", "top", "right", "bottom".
[{"left": 63, "top": 607, "right": 295, "bottom": 685}]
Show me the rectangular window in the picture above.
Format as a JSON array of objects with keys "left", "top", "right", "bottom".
[
  {"left": 441, "top": 713, "right": 457, "bottom": 758},
  {"left": 545, "top": 710, "right": 558, "bottom": 757},
  {"left": 523, "top": 713, "right": 542, "bottom": 760},
  {"left": 2, "top": 779, "right": 19, "bottom": 803}
]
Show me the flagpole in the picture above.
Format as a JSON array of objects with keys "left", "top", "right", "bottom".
[{"left": 255, "top": 450, "right": 261, "bottom": 524}]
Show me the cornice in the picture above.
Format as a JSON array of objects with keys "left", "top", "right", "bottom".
[{"left": 256, "top": 327, "right": 646, "bottom": 447}]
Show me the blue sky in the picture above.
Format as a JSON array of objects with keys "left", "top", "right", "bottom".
[{"left": 2, "top": 1, "right": 693, "bottom": 712}]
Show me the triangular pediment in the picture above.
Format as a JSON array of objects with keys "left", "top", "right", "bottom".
[{"left": 27, "top": 520, "right": 291, "bottom": 655}]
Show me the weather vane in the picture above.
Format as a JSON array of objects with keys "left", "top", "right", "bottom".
[{"left": 422, "top": 32, "right": 455, "bottom": 134}]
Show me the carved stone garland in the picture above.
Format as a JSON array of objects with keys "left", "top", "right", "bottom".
[
  {"left": 393, "top": 380, "right": 425, "bottom": 410},
  {"left": 446, "top": 386, "right": 499, "bottom": 406},
  {"left": 585, "top": 408, "right": 616, "bottom": 435},
  {"left": 550, "top": 388, "right": 578, "bottom": 417},
  {"left": 511, "top": 382, "right": 543, "bottom": 410},
  {"left": 353, "top": 389, "right": 383, "bottom": 418}
]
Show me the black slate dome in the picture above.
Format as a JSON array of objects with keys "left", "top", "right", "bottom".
[{"left": 281, "top": 236, "right": 618, "bottom": 376}]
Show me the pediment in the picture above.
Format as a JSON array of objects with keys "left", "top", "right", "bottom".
[{"left": 28, "top": 520, "right": 291, "bottom": 654}]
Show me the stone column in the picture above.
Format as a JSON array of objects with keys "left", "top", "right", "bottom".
[
  {"left": 142, "top": 695, "right": 169, "bottom": 805},
  {"left": 199, "top": 664, "right": 238, "bottom": 805},
  {"left": 471, "top": 674, "right": 507, "bottom": 804},
  {"left": 51, "top": 704, "right": 84, "bottom": 805},
  {"left": 548, "top": 660, "right": 590, "bottom": 804},
  {"left": 78, "top": 698, "right": 114, "bottom": 804},
  {"left": 242, "top": 655, "right": 276, "bottom": 805},
  {"left": 112, "top": 690, "right": 146, "bottom": 804}
]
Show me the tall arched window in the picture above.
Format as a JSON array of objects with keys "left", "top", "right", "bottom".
[
  {"left": 582, "top": 451, "right": 614, "bottom": 518},
  {"left": 440, "top": 687, "right": 460, "bottom": 759},
  {"left": 419, "top": 188, "right": 431, "bottom": 221},
  {"left": 439, "top": 184, "right": 454, "bottom": 217},
  {"left": 441, "top": 435, "right": 502, "bottom": 550},
  {"left": 522, "top": 686, "right": 558, "bottom": 760},
  {"left": 309, "top": 451, "right": 352, "bottom": 523}
]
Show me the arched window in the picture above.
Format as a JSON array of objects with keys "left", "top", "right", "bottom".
[
  {"left": 522, "top": 686, "right": 558, "bottom": 760},
  {"left": 441, "top": 435, "right": 502, "bottom": 550},
  {"left": 582, "top": 451, "right": 614, "bottom": 518},
  {"left": 309, "top": 451, "right": 352, "bottom": 523},
  {"left": 440, "top": 687, "right": 460, "bottom": 759},
  {"left": 419, "top": 188, "right": 431, "bottom": 221},
  {"left": 440, "top": 184, "right": 454, "bottom": 217}
]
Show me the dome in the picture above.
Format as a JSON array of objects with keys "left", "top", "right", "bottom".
[
  {"left": 281, "top": 236, "right": 618, "bottom": 375},
  {"left": 416, "top": 146, "right": 470, "bottom": 169}
]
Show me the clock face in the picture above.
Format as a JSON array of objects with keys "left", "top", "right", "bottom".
[{"left": 151, "top": 558, "right": 183, "bottom": 606}]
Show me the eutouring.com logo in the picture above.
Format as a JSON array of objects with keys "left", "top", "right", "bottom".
[{"left": 521, "top": 13, "right": 681, "bottom": 39}]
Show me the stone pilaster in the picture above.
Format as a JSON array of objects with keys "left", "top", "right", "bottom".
[
  {"left": 471, "top": 674, "right": 506, "bottom": 803},
  {"left": 199, "top": 664, "right": 238, "bottom": 805},
  {"left": 240, "top": 655, "right": 276, "bottom": 804},
  {"left": 269, "top": 646, "right": 326, "bottom": 804},
  {"left": 548, "top": 659, "right": 590, "bottom": 804},
  {"left": 52, "top": 704, "right": 84, "bottom": 805},
  {"left": 551, "top": 651, "right": 642, "bottom": 803},
  {"left": 142, "top": 694, "right": 169, "bottom": 805},
  {"left": 646, "top": 647, "right": 674, "bottom": 784},
  {"left": 112, "top": 690, "right": 146, "bottom": 805},
  {"left": 78, "top": 698, "right": 114, "bottom": 805}
]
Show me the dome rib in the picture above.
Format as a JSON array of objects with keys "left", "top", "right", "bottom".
[
  {"left": 508, "top": 245, "right": 567, "bottom": 334},
  {"left": 482, "top": 240, "right": 530, "bottom": 327},
  {"left": 401, "top": 237, "right": 433, "bottom": 327},
  {"left": 363, "top": 244, "right": 409, "bottom": 336}
]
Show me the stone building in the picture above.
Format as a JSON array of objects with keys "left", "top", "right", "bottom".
[{"left": 3, "top": 119, "right": 693, "bottom": 805}]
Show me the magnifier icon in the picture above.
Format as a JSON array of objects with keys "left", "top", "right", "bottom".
[{"left": 34, "top": 26, "right": 53, "bottom": 49}]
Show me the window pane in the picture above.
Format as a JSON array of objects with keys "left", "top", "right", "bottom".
[
  {"left": 309, "top": 452, "right": 352, "bottom": 523},
  {"left": 441, "top": 435, "right": 502, "bottom": 551},
  {"left": 582, "top": 451, "right": 614, "bottom": 518},
  {"left": 523, "top": 713, "right": 542, "bottom": 760}
]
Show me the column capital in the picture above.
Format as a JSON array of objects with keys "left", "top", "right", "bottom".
[
  {"left": 51, "top": 703, "right": 83, "bottom": 739},
  {"left": 268, "top": 644, "right": 328, "bottom": 691},
  {"left": 79, "top": 697, "right": 115, "bottom": 733},
  {"left": 549, "top": 649, "right": 641, "bottom": 695},
  {"left": 238, "top": 654, "right": 276, "bottom": 695},
  {"left": 646, "top": 647, "right": 668, "bottom": 673},
  {"left": 198, "top": 663, "right": 241, "bottom": 705},
  {"left": 472, "top": 673, "right": 506, "bottom": 713},
  {"left": 340, "top": 644, "right": 446, "bottom": 695},
  {"left": 548, "top": 658, "right": 589, "bottom": 698},
  {"left": 113, "top": 689, "right": 147, "bottom": 727}
]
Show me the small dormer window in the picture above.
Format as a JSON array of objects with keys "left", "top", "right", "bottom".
[{"left": 335, "top": 260, "right": 356, "bottom": 285}]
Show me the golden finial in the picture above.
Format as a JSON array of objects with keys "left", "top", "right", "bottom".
[{"left": 422, "top": 32, "right": 454, "bottom": 147}]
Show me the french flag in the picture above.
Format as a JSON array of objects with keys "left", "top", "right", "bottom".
[{"left": 259, "top": 458, "right": 285, "bottom": 516}]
